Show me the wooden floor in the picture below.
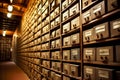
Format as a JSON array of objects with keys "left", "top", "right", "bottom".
[{"left": 0, "top": 61, "right": 29, "bottom": 80}]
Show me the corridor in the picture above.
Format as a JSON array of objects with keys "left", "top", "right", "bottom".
[{"left": 0, "top": 61, "right": 29, "bottom": 80}]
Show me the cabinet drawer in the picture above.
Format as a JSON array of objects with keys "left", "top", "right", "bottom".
[
  {"left": 70, "top": 64, "right": 79, "bottom": 77},
  {"left": 56, "top": 62, "right": 61, "bottom": 71},
  {"left": 51, "top": 31, "right": 56, "bottom": 38},
  {"left": 69, "top": 3, "right": 79, "bottom": 16},
  {"left": 83, "top": 28, "right": 94, "bottom": 42},
  {"left": 84, "top": 48, "right": 96, "bottom": 61},
  {"left": 71, "top": 33, "right": 80, "bottom": 45},
  {"left": 63, "top": 50, "right": 71, "bottom": 60},
  {"left": 71, "top": 16, "right": 80, "bottom": 30},
  {"left": 96, "top": 46, "right": 114, "bottom": 63},
  {"left": 94, "top": 22, "right": 109, "bottom": 40},
  {"left": 116, "top": 45, "right": 120, "bottom": 62},
  {"left": 55, "top": 16, "right": 60, "bottom": 26},
  {"left": 51, "top": 21, "right": 55, "bottom": 29},
  {"left": 110, "top": 18, "right": 120, "bottom": 37},
  {"left": 84, "top": 66, "right": 96, "bottom": 80},
  {"left": 55, "top": 51, "right": 61, "bottom": 59},
  {"left": 51, "top": 12, "right": 55, "bottom": 20},
  {"left": 55, "top": 6, "right": 60, "bottom": 16},
  {"left": 62, "top": 0, "right": 69, "bottom": 10},
  {"left": 91, "top": 1, "right": 105, "bottom": 19},
  {"left": 71, "top": 48, "right": 80, "bottom": 60},
  {"left": 107, "top": 0, "right": 119, "bottom": 12},
  {"left": 56, "top": 39, "right": 60, "bottom": 48},
  {"left": 62, "top": 10, "right": 69, "bottom": 21},
  {"left": 63, "top": 22, "right": 70, "bottom": 34},
  {"left": 51, "top": 41, "right": 56, "bottom": 48},
  {"left": 63, "top": 36, "right": 71, "bottom": 46},
  {"left": 96, "top": 68, "right": 114, "bottom": 80},
  {"left": 82, "top": 10, "right": 92, "bottom": 24},
  {"left": 82, "top": 0, "right": 92, "bottom": 9},
  {"left": 56, "top": 29, "right": 60, "bottom": 37},
  {"left": 63, "top": 63, "right": 70, "bottom": 74}
]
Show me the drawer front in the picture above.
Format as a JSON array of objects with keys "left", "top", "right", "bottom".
[
  {"left": 56, "top": 29, "right": 60, "bottom": 37},
  {"left": 71, "top": 48, "right": 80, "bottom": 60},
  {"left": 51, "top": 21, "right": 55, "bottom": 29},
  {"left": 82, "top": 10, "right": 92, "bottom": 24},
  {"left": 96, "top": 46, "right": 114, "bottom": 62},
  {"left": 107, "top": 0, "right": 118, "bottom": 12},
  {"left": 71, "top": 16, "right": 80, "bottom": 30},
  {"left": 51, "top": 31, "right": 56, "bottom": 38},
  {"left": 116, "top": 45, "right": 120, "bottom": 62},
  {"left": 56, "top": 39, "right": 60, "bottom": 48},
  {"left": 84, "top": 48, "right": 95, "bottom": 61},
  {"left": 96, "top": 68, "right": 113, "bottom": 80},
  {"left": 110, "top": 18, "right": 120, "bottom": 37},
  {"left": 55, "top": 17, "right": 60, "bottom": 26},
  {"left": 51, "top": 12, "right": 54, "bottom": 20},
  {"left": 63, "top": 50, "right": 71, "bottom": 60},
  {"left": 62, "top": 0, "right": 69, "bottom": 10},
  {"left": 55, "top": 6, "right": 60, "bottom": 16},
  {"left": 63, "top": 22, "right": 70, "bottom": 33},
  {"left": 94, "top": 22, "right": 109, "bottom": 40},
  {"left": 52, "top": 52, "right": 55, "bottom": 59},
  {"left": 63, "top": 76, "right": 70, "bottom": 80},
  {"left": 55, "top": 51, "right": 61, "bottom": 59},
  {"left": 56, "top": 62, "right": 61, "bottom": 71},
  {"left": 82, "top": 0, "right": 92, "bottom": 9},
  {"left": 83, "top": 29, "right": 94, "bottom": 42},
  {"left": 62, "top": 10, "right": 69, "bottom": 21},
  {"left": 91, "top": 1, "right": 105, "bottom": 19},
  {"left": 70, "top": 64, "right": 79, "bottom": 76},
  {"left": 51, "top": 41, "right": 56, "bottom": 48},
  {"left": 70, "top": 3, "right": 79, "bottom": 16},
  {"left": 63, "top": 36, "right": 71, "bottom": 46},
  {"left": 71, "top": 33, "right": 80, "bottom": 45},
  {"left": 63, "top": 63, "right": 70, "bottom": 74},
  {"left": 84, "top": 66, "right": 96, "bottom": 80}
]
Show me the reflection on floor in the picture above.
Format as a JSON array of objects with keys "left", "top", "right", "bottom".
[{"left": 0, "top": 61, "right": 29, "bottom": 80}]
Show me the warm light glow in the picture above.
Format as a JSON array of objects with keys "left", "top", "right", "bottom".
[
  {"left": 3, "top": 30, "right": 6, "bottom": 36},
  {"left": 7, "top": 13, "right": 12, "bottom": 18},
  {"left": 8, "top": 5, "right": 13, "bottom": 12},
  {"left": 10, "top": 0, "right": 13, "bottom": 3}
]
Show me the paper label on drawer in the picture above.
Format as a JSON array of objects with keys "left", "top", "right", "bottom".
[
  {"left": 86, "top": 68, "right": 93, "bottom": 74},
  {"left": 72, "top": 35, "right": 78, "bottom": 40},
  {"left": 113, "top": 21, "right": 120, "bottom": 29},
  {"left": 85, "top": 49, "right": 93, "bottom": 55},
  {"left": 85, "top": 30, "right": 92, "bottom": 37},
  {"left": 93, "top": 5, "right": 102, "bottom": 13},
  {"left": 83, "top": 11, "right": 90, "bottom": 18},
  {"left": 95, "top": 25, "right": 105, "bottom": 33},
  {"left": 71, "top": 4, "right": 78, "bottom": 11},
  {"left": 63, "top": 23, "right": 70, "bottom": 30},
  {"left": 99, "top": 49, "right": 110, "bottom": 55},
  {"left": 72, "top": 49, "right": 78, "bottom": 55},
  {"left": 98, "top": 70, "right": 109, "bottom": 78}
]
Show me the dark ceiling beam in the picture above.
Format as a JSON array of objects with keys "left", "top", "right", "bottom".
[
  {"left": 0, "top": 8, "right": 23, "bottom": 16},
  {"left": 0, "top": 0, "right": 27, "bottom": 8}
]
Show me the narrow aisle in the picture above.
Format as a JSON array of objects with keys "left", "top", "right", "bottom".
[{"left": 0, "top": 61, "right": 29, "bottom": 80}]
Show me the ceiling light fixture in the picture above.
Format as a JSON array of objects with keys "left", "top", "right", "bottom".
[
  {"left": 7, "top": 12, "right": 12, "bottom": 18},
  {"left": 10, "top": 0, "right": 13, "bottom": 3},
  {"left": 8, "top": 5, "right": 13, "bottom": 12},
  {"left": 2, "top": 30, "right": 6, "bottom": 37}
]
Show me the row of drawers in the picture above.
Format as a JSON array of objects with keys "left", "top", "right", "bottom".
[
  {"left": 82, "top": 0, "right": 119, "bottom": 24},
  {"left": 83, "top": 19, "right": 120, "bottom": 43},
  {"left": 84, "top": 45, "right": 120, "bottom": 63},
  {"left": 42, "top": 61, "right": 80, "bottom": 77},
  {"left": 84, "top": 66, "right": 120, "bottom": 80}
]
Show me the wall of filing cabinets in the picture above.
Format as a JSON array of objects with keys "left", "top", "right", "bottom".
[
  {"left": 15, "top": 0, "right": 120, "bottom": 80},
  {"left": 0, "top": 37, "right": 12, "bottom": 61}
]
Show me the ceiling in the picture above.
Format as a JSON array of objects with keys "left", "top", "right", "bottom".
[{"left": 0, "top": 0, "right": 29, "bottom": 36}]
